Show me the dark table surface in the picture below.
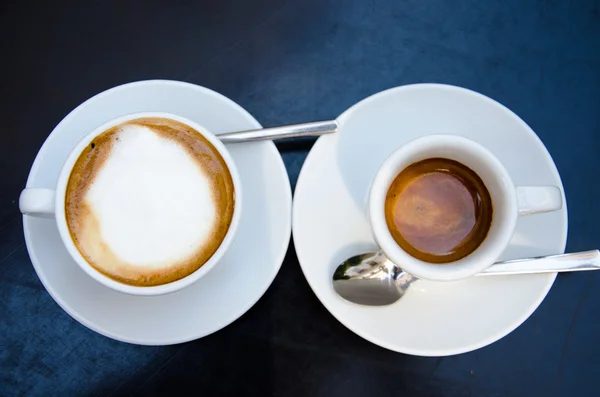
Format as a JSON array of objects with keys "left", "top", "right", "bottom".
[{"left": 1, "top": 1, "right": 599, "bottom": 396}]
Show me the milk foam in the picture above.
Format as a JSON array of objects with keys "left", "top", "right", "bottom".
[{"left": 85, "top": 124, "right": 217, "bottom": 268}]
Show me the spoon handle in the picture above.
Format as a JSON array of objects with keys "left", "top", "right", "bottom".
[
  {"left": 479, "top": 250, "right": 600, "bottom": 276},
  {"left": 217, "top": 120, "right": 338, "bottom": 144}
]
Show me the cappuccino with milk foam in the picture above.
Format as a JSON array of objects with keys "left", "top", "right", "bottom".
[{"left": 65, "top": 118, "right": 235, "bottom": 286}]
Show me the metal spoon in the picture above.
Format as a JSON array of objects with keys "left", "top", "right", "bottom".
[
  {"left": 217, "top": 120, "right": 338, "bottom": 143},
  {"left": 332, "top": 250, "right": 600, "bottom": 306}
]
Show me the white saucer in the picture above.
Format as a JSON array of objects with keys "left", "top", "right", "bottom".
[
  {"left": 293, "top": 84, "right": 568, "bottom": 356},
  {"left": 23, "top": 80, "right": 292, "bottom": 345}
]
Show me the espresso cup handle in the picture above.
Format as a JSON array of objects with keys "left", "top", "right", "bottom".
[
  {"left": 516, "top": 186, "right": 562, "bottom": 216},
  {"left": 19, "top": 188, "right": 56, "bottom": 218}
]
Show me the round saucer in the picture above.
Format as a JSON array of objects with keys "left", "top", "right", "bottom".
[
  {"left": 293, "top": 84, "right": 567, "bottom": 356},
  {"left": 23, "top": 80, "right": 292, "bottom": 345}
]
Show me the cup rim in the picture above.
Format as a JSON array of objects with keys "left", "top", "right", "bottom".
[
  {"left": 369, "top": 134, "right": 518, "bottom": 281},
  {"left": 54, "top": 111, "right": 242, "bottom": 295}
]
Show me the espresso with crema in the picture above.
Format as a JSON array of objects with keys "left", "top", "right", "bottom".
[
  {"left": 384, "top": 158, "right": 492, "bottom": 263},
  {"left": 65, "top": 118, "right": 235, "bottom": 286}
]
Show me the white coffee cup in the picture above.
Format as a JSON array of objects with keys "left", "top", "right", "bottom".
[
  {"left": 369, "top": 135, "right": 562, "bottom": 281},
  {"left": 19, "top": 112, "right": 242, "bottom": 296}
]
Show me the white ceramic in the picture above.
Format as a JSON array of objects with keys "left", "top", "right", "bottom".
[
  {"left": 20, "top": 112, "right": 243, "bottom": 296},
  {"left": 22, "top": 80, "right": 292, "bottom": 344},
  {"left": 293, "top": 83, "right": 568, "bottom": 356},
  {"left": 370, "top": 134, "right": 562, "bottom": 281}
]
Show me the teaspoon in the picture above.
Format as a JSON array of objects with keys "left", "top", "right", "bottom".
[
  {"left": 332, "top": 250, "right": 600, "bottom": 306},
  {"left": 217, "top": 120, "right": 338, "bottom": 143}
]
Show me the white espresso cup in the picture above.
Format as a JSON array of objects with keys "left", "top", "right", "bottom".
[
  {"left": 369, "top": 135, "right": 562, "bottom": 281},
  {"left": 19, "top": 112, "right": 242, "bottom": 296}
]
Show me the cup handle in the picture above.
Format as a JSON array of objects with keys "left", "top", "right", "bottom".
[
  {"left": 516, "top": 186, "right": 562, "bottom": 216},
  {"left": 19, "top": 188, "right": 56, "bottom": 218}
]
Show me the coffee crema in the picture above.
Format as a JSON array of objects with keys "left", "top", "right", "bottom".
[
  {"left": 384, "top": 158, "right": 492, "bottom": 263},
  {"left": 65, "top": 118, "right": 235, "bottom": 286}
]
